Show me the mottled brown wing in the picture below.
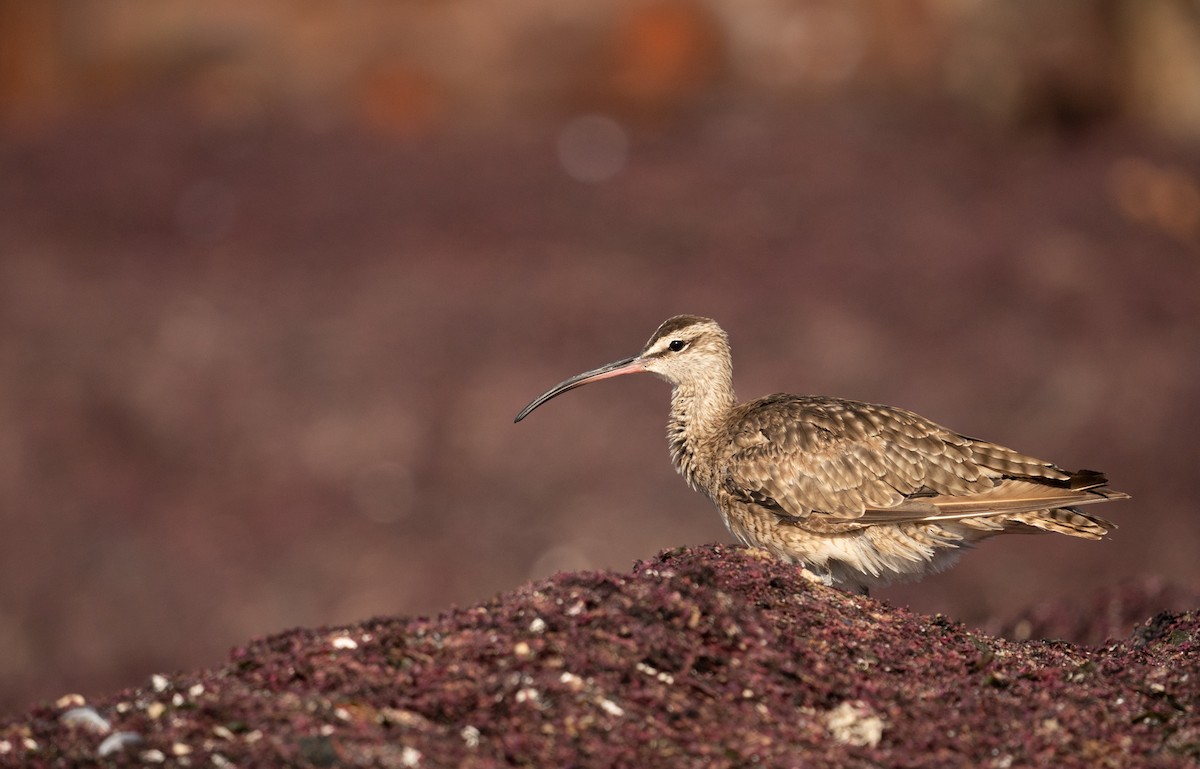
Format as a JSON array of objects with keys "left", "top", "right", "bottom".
[{"left": 721, "top": 395, "right": 1071, "bottom": 521}]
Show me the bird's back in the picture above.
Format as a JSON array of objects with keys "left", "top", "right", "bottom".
[{"left": 710, "top": 394, "right": 1122, "bottom": 534}]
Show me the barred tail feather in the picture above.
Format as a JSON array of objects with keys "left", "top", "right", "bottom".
[{"left": 1006, "top": 507, "right": 1113, "bottom": 540}]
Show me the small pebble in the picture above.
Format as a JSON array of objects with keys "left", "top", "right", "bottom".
[
  {"left": 401, "top": 745, "right": 422, "bottom": 767},
  {"left": 141, "top": 748, "right": 166, "bottom": 763},
  {"left": 528, "top": 617, "right": 547, "bottom": 633},
  {"left": 461, "top": 725, "right": 481, "bottom": 749},
  {"left": 825, "top": 701, "right": 884, "bottom": 747},
  {"left": 60, "top": 706, "right": 111, "bottom": 734},
  {"left": 380, "top": 708, "right": 426, "bottom": 727},
  {"left": 151, "top": 674, "right": 170, "bottom": 693},
  {"left": 55, "top": 693, "right": 86, "bottom": 709},
  {"left": 97, "top": 732, "right": 142, "bottom": 758}
]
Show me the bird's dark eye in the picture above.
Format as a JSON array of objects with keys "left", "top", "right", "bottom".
[{"left": 668, "top": 339, "right": 686, "bottom": 352}]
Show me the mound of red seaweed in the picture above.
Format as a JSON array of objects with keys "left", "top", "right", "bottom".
[{"left": 4, "top": 545, "right": 1198, "bottom": 767}]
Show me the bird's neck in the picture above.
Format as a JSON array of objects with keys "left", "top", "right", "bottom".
[{"left": 667, "top": 371, "right": 736, "bottom": 495}]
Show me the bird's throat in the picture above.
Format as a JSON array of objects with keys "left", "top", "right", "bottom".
[{"left": 667, "top": 380, "right": 736, "bottom": 495}]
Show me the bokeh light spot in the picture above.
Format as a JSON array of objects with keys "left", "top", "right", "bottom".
[{"left": 556, "top": 114, "right": 629, "bottom": 183}]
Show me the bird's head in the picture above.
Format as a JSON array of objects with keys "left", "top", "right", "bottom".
[{"left": 514, "top": 315, "right": 731, "bottom": 422}]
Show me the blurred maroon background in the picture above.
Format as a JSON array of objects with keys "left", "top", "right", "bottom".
[{"left": 2, "top": 0, "right": 1199, "bottom": 715}]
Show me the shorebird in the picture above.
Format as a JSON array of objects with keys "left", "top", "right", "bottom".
[{"left": 515, "top": 315, "right": 1128, "bottom": 593}]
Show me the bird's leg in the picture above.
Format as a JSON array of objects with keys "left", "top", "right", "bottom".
[
  {"left": 807, "top": 568, "right": 869, "bottom": 596},
  {"left": 798, "top": 566, "right": 833, "bottom": 587},
  {"left": 740, "top": 546, "right": 847, "bottom": 592}
]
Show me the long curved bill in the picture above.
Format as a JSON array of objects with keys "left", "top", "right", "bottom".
[{"left": 514, "top": 356, "right": 645, "bottom": 422}]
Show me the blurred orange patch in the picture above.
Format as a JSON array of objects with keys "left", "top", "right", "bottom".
[
  {"left": 356, "top": 61, "right": 445, "bottom": 140},
  {"left": 1108, "top": 157, "right": 1200, "bottom": 244},
  {"left": 604, "top": 1, "right": 724, "bottom": 116}
]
